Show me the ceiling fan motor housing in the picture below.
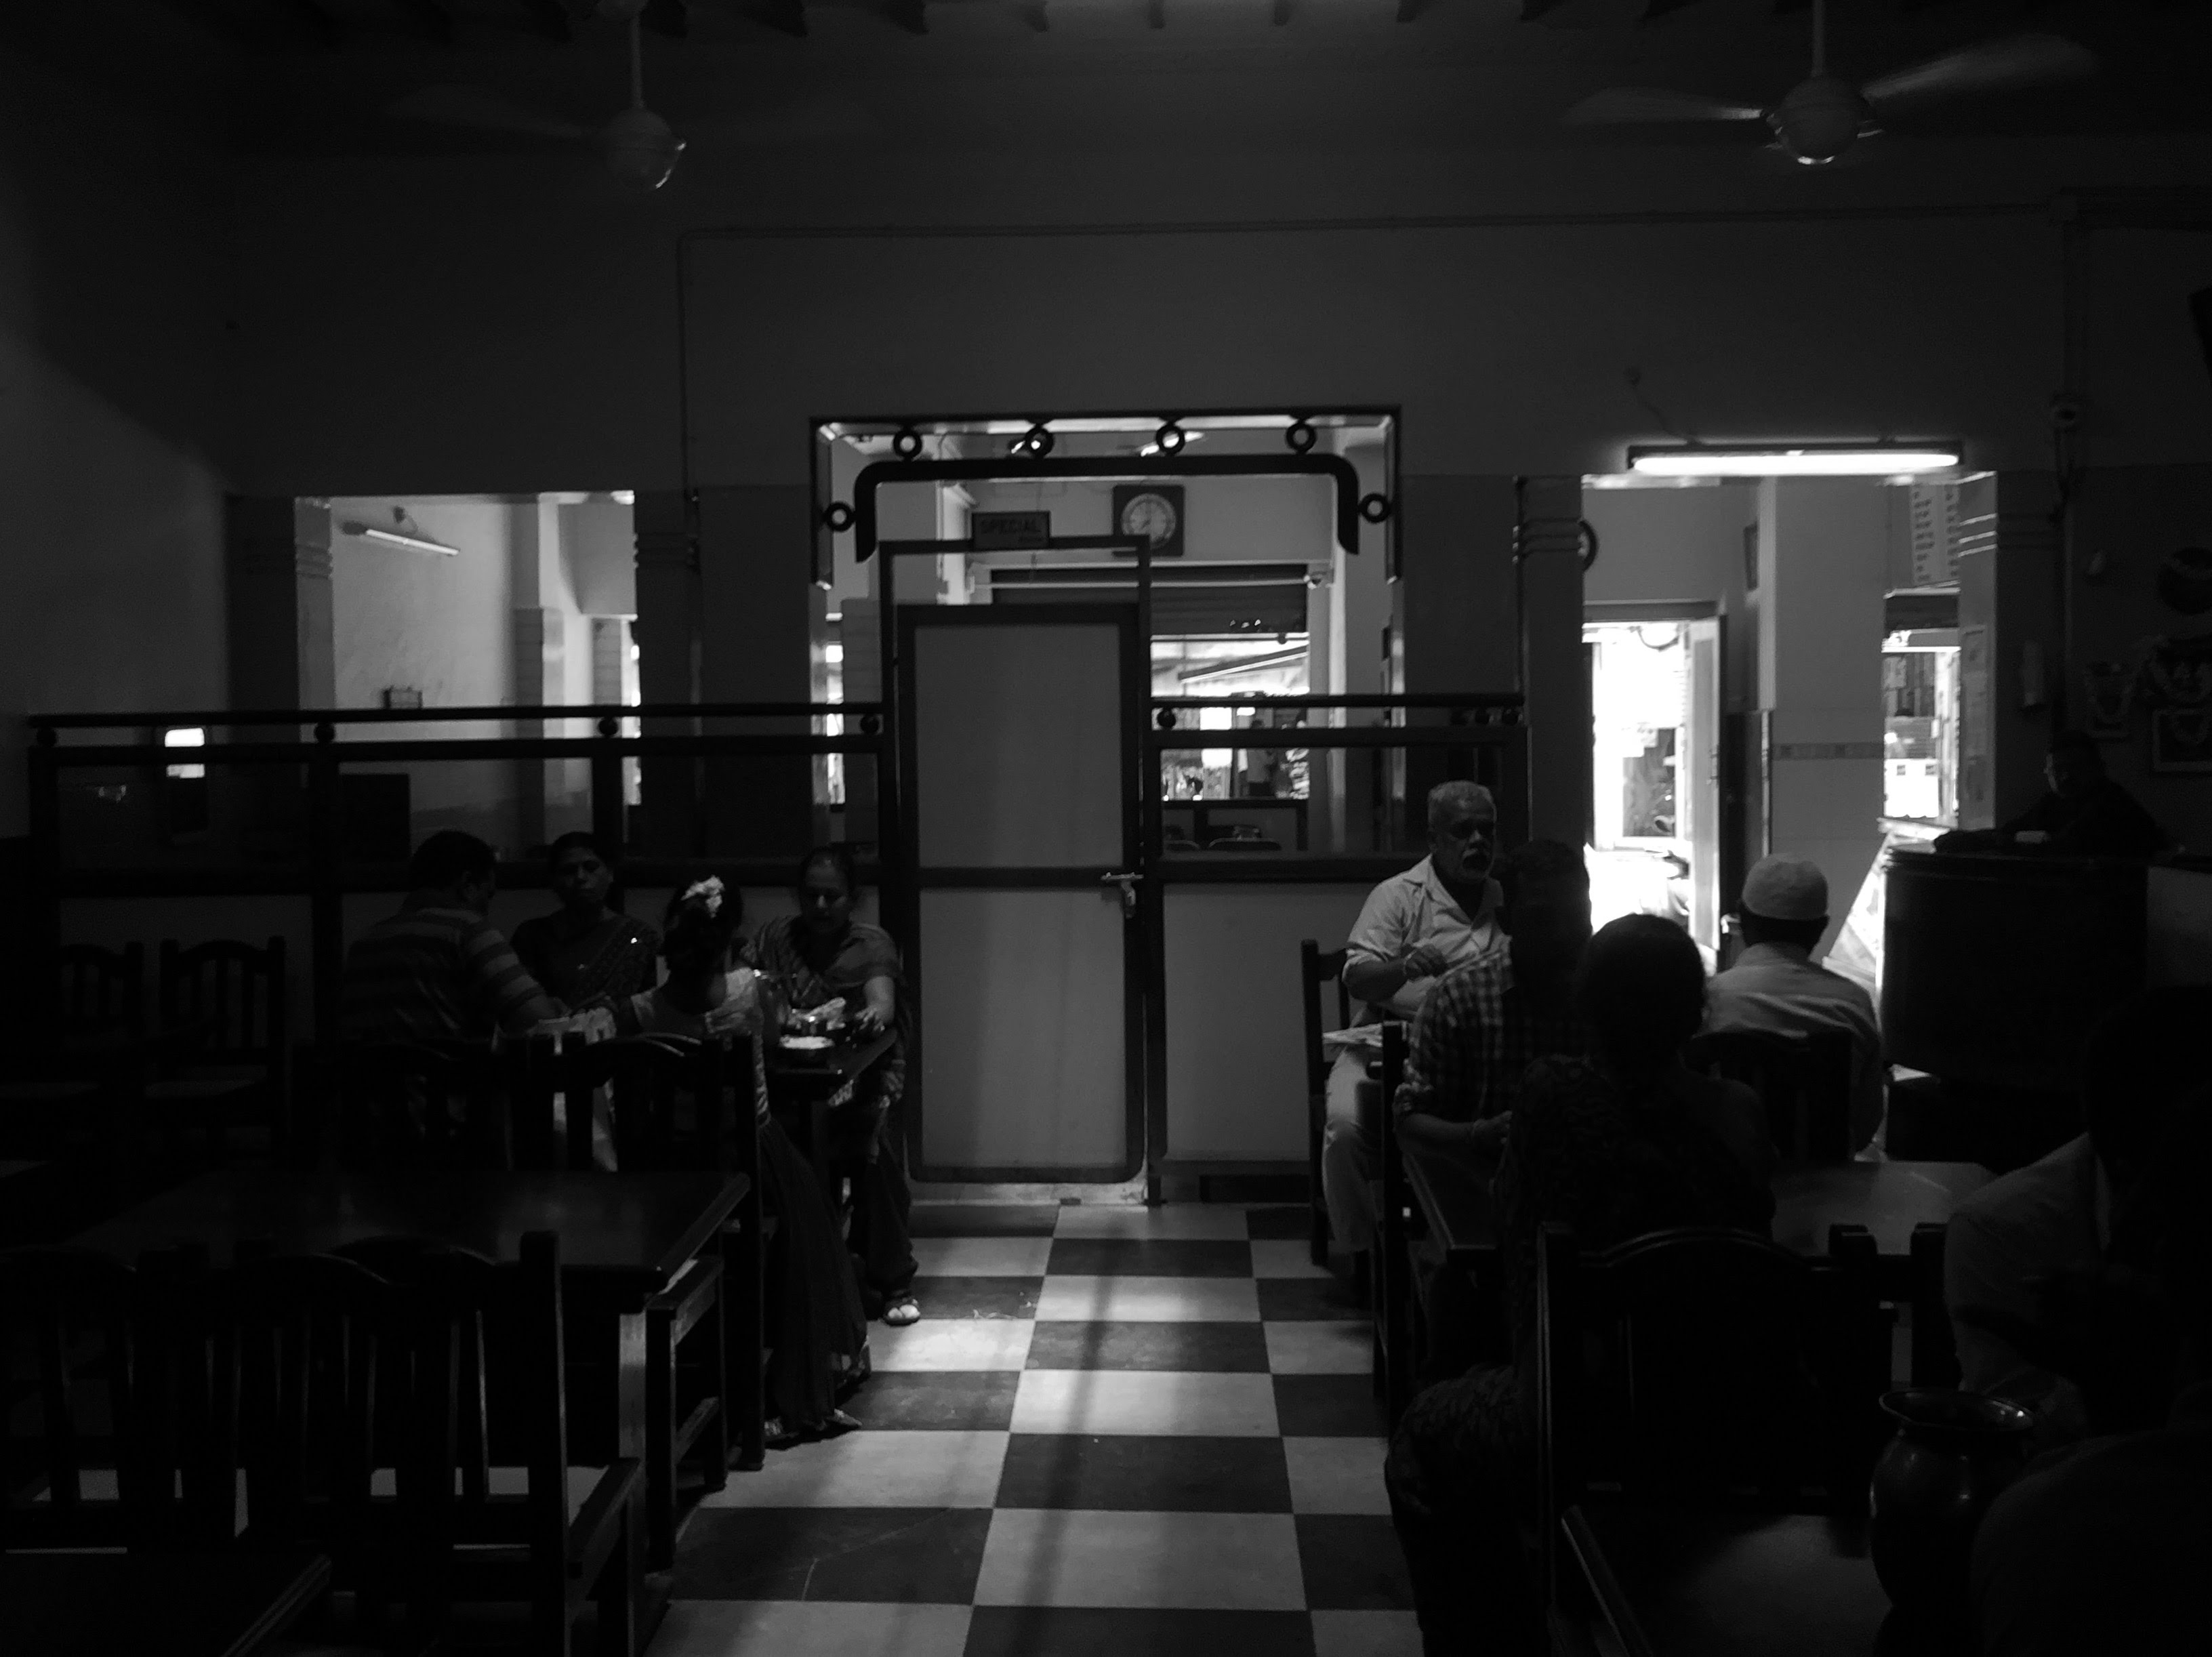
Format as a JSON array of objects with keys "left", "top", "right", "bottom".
[
  {"left": 599, "top": 107, "right": 684, "bottom": 189},
  {"left": 1768, "top": 75, "right": 1872, "bottom": 165}
]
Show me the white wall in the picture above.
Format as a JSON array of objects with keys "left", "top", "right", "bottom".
[
  {"left": 331, "top": 497, "right": 515, "bottom": 714},
  {"left": 1162, "top": 884, "right": 1374, "bottom": 1164},
  {"left": 1759, "top": 479, "right": 1892, "bottom": 956},
  {"left": 1584, "top": 487, "right": 1756, "bottom": 608}
]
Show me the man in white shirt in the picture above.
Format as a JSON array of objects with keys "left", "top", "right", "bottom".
[
  {"left": 1704, "top": 853, "right": 1885, "bottom": 1154},
  {"left": 1319, "top": 780, "right": 1505, "bottom": 1257}
]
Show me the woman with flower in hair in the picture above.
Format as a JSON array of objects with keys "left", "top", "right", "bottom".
[{"left": 622, "top": 876, "right": 870, "bottom": 1443}]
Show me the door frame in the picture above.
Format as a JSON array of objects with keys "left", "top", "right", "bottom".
[{"left": 895, "top": 602, "right": 1151, "bottom": 1184}]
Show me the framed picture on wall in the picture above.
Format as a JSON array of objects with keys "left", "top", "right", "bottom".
[{"left": 2150, "top": 706, "right": 2212, "bottom": 773}]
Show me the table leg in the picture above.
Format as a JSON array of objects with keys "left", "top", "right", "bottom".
[
  {"left": 614, "top": 1311, "right": 647, "bottom": 1463},
  {"left": 723, "top": 1203, "right": 766, "bottom": 1473}
]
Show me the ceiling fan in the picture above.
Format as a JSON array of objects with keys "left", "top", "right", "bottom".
[
  {"left": 1563, "top": 0, "right": 2096, "bottom": 167},
  {"left": 386, "top": 0, "right": 684, "bottom": 189}
]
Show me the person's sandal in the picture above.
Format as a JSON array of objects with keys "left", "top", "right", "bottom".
[{"left": 882, "top": 1295, "right": 921, "bottom": 1326}]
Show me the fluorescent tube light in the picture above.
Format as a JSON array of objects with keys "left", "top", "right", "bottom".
[
  {"left": 341, "top": 521, "right": 462, "bottom": 556},
  {"left": 1627, "top": 443, "right": 1961, "bottom": 478}
]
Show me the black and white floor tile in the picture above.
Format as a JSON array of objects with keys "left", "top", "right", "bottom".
[{"left": 655, "top": 1202, "right": 1416, "bottom": 1656}]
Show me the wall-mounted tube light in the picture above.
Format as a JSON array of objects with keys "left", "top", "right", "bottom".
[
  {"left": 340, "top": 521, "right": 462, "bottom": 556},
  {"left": 1626, "top": 442, "right": 1961, "bottom": 478}
]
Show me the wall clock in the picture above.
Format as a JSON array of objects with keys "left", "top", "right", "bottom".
[{"left": 1111, "top": 483, "right": 1185, "bottom": 559}]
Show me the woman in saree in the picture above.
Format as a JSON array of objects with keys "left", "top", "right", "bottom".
[
  {"left": 746, "top": 844, "right": 921, "bottom": 1326},
  {"left": 511, "top": 832, "right": 660, "bottom": 1006},
  {"left": 619, "top": 876, "right": 870, "bottom": 1444}
]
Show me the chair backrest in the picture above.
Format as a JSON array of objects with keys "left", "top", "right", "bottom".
[
  {"left": 158, "top": 937, "right": 287, "bottom": 1066},
  {"left": 0, "top": 1244, "right": 228, "bottom": 1550},
  {"left": 230, "top": 1244, "right": 394, "bottom": 1549},
  {"left": 1298, "top": 940, "right": 1353, "bottom": 1101},
  {"left": 332, "top": 1233, "right": 571, "bottom": 1576},
  {"left": 1535, "top": 1223, "right": 1879, "bottom": 1559},
  {"left": 56, "top": 943, "right": 144, "bottom": 1040},
  {"left": 334, "top": 1041, "right": 515, "bottom": 1170},
  {"left": 1682, "top": 1027, "right": 1856, "bottom": 1164},
  {"left": 556, "top": 1032, "right": 759, "bottom": 1175}
]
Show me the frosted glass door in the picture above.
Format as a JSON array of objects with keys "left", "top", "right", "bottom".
[{"left": 901, "top": 607, "right": 1142, "bottom": 1181}]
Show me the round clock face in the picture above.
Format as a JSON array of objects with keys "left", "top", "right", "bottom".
[{"left": 1121, "top": 492, "right": 1179, "bottom": 547}]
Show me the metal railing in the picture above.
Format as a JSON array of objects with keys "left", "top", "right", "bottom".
[{"left": 26, "top": 702, "right": 888, "bottom": 1043}]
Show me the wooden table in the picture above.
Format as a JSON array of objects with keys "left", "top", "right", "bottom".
[
  {"left": 1772, "top": 1161, "right": 1992, "bottom": 1264},
  {"left": 72, "top": 1168, "right": 749, "bottom": 1605},
  {"left": 1563, "top": 1505, "right": 1966, "bottom": 1657},
  {"left": 72, "top": 1168, "right": 747, "bottom": 1462},
  {"left": 764, "top": 1028, "right": 897, "bottom": 1194},
  {"left": 2, "top": 1549, "right": 330, "bottom": 1657},
  {"left": 70, "top": 1168, "right": 747, "bottom": 1285}
]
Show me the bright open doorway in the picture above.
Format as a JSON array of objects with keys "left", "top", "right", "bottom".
[{"left": 1585, "top": 613, "right": 1723, "bottom": 960}]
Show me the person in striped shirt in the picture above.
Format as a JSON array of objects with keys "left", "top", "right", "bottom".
[{"left": 340, "top": 831, "right": 563, "bottom": 1043}]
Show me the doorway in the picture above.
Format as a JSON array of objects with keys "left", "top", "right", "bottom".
[
  {"left": 817, "top": 409, "right": 1397, "bottom": 1191},
  {"left": 899, "top": 605, "right": 1146, "bottom": 1181},
  {"left": 1584, "top": 613, "right": 1724, "bottom": 956}
]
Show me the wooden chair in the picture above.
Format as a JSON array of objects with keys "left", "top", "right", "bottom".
[
  {"left": 333, "top": 1040, "right": 532, "bottom": 1170},
  {"left": 0, "top": 1244, "right": 231, "bottom": 1552},
  {"left": 58, "top": 943, "right": 146, "bottom": 1038},
  {"left": 332, "top": 1233, "right": 642, "bottom": 1657},
  {"left": 1373, "top": 1021, "right": 1418, "bottom": 1426},
  {"left": 1908, "top": 1220, "right": 1961, "bottom": 1388},
  {"left": 144, "top": 937, "right": 291, "bottom": 1164},
  {"left": 1536, "top": 1223, "right": 1887, "bottom": 1644},
  {"left": 558, "top": 1034, "right": 761, "bottom": 1530},
  {"left": 230, "top": 1244, "right": 406, "bottom": 1622},
  {"left": 1683, "top": 1027, "right": 1856, "bottom": 1165},
  {"left": 0, "top": 943, "right": 145, "bottom": 1159},
  {"left": 1298, "top": 940, "right": 1352, "bottom": 1265}
]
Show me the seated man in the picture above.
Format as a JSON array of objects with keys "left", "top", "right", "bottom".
[
  {"left": 1936, "top": 729, "right": 2169, "bottom": 859},
  {"left": 342, "top": 830, "right": 562, "bottom": 1043},
  {"left": 1385, "top": 912, "right": 1775, "bottom": 1657},
  {"left": 1971, "top": 1090, "right": 2212, "bottom": 1656},
  {"left": 1704, "top": 853, "right": 1885, "bottom": 1153},
  {"left": 1393, "top": 837, "right": 1589, "bottom": 1173},
  {"left": 1946, "top": 987, "right": 2212, "bottom": 1450},
  {"left": 1319, "top": 780, "right": 1505, "bottom": 1259}
]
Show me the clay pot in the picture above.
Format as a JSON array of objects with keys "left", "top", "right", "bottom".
[{"left": 1868, "top": 1389, "right": 2036, "bottom": 1624}]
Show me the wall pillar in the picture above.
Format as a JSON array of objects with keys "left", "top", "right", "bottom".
[
  {"left": 696, "top": 485, "right": 823, "bottom": 862},
  {"left": 224, "top": 497, "right": 333, "bottom": 864},
  {"left": 632, "top": 488, "right": 701, "bottom": 857},
  {"left": 1954, "top": 471, "right": 2060, "bottom": 830},
  {"left": 226, "top": 495, "right": 334, "bottom": 711},
  {"left": 1517, "top": 476, "right": 1591, "bottom": 848},
  {"left": 1757, "top": 479, "right": 1889, "bottom": 953},
  {"left": 1394, "top": 475, "right": 1531, "bottom": 846}
]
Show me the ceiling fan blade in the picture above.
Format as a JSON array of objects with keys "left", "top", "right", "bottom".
[
  {"left": 384, "top": 83, "right": 592, "bottom": 142},
  {"left": 1565, "top": 87, "right": 1766, "bottom": 125},
  {"left": 1861, "top": 33, "right": 2095, "bottom": 112}
]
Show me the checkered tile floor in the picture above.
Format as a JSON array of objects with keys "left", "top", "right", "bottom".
[{"left": 655, "top": 1202, "right": 1416, "bottom": 1656}]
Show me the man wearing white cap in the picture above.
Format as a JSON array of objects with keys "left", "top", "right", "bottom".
[{"left": 1706, "top": 853, "right": 1885, "bottom": 1153}]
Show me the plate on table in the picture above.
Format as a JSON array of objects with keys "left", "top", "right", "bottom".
[{"left": 780, "top": 1035, "right": 834, "bottom": 1052}]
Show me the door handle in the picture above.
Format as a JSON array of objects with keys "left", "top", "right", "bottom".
[{"left": 1102, "top": 870, "right": 1143, "bottom": 916}]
